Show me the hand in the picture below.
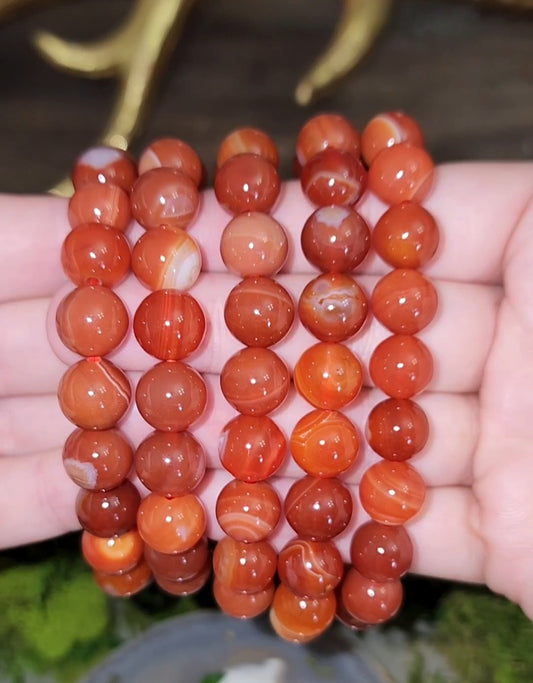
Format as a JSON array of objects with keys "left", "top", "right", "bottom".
[{"left": 1, "top": 162, "right": 532, "bottom": 619}]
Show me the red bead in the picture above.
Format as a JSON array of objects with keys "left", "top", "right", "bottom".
[
  {"left": 296, "top": 113, "right": 360, "bottom": 167},
  {"left": 215, "top": 153, "right": 281, "bottom": 214},
  {"left": 68, "top": 182, "right": 131, "bottom": 231},
  {"left": 270, "top": 583, "right": 336, "bottom": 643},
  {"left": 368, "top": 143, "right": 434, "bottom": 205},
  {"left": 300, "top": 149, "right": 367, "bottom": 206},
  {"left": 214, "top": 578, "right": 274, "bottom": 619},
  {"left": 335, "top": 597, "right": 372, "bottom": 631},
  {"left": 367, "top": 398, "right": 429, "bottom": 461},
  {"left": 278, "top": 538, "right": 343, "bottom": 598},
  {"left": 217, "top": 127, "right": 279, "bottom": 169},
  {"left": 94, "top": 560, "right": 152, "bottom": 597},
  {"left": 137, "top": 493, "right": 206, "bottom": 553},
  {"left": 350, "top": 521, "right": 413, "bottom": 581},
  {"left": 213, "top": 536, "right": 277, "bottom": 593},
  {"left": 341, "top": 567, "right": 403, "bottom": 624},
  {"left": 72, "top": 146, "right": 138, "bottom": 192},
  {"left": 144, "top": 537, "right": 209, "bottom": 580},
  {"left": 81, "top": 528, "right": 144, "bottom": 574},
  {"left": 76, "top": 480, "right": 140, "bottom": 537},
  {"left": 361, "top": 112, "right": 424, "bottom": 166},
  {"left": 138, "top": 138, "right": 203, "bottom": 186},
  {"left": 155, "top": 562, "right": 211, "bottom": 596},
  {"left": 359, "top": 460, "right": 426, "bottom": 524},
  {"left": 372, "top": 269, "right": 438, "bottom": 334},
  {"left": 369, "top": 334, "right": 433, "bottom": 399},
  {"left": 216, "top": 479, "right": 281, "bottom": 542}
]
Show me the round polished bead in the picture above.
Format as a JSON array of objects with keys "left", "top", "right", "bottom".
[
  {"left": 220, "top": 347, "right": 290, "bottom": 416},
  {"left": 350, "top": 521, "right": 413, "bottom": 581},
  {"left": 137, "top": 493, "right": 206, "bottom": 553},
  {"left": 369, "top": 334, "right": 433, "bottom": 399},
  {"left": 133, "top": 290, "right": 205, "bottom": 360},
  {"left": 61, "top": 223, "right": 131, "bottom": 287},
  {"left": 131, "top": 168, "right": 200, "bottom": 231},
  {"left": 56, "top": 285, "right": 129, "bottom": 357},
  {"left": 298, "top": 273, "right": 368, "bottom": 343},
  {"left": 361, "top": 112, "right": 424, "bottom": 166},
  {"left": 335, "top": 596, "right": 372, "bottom": 631},
  {"left": 220, "top": 212, "right": 288, "bottom": 277},
  {"left": 214, "top": 577, "right": 275, "bottom": 619},
  {"left": 58, "top": 358, "right": 131, "bottom": 430},
  {"left": 155, "top": 561, "right": 211, "bottom": 596},
  {"left": 217, "top": 127, "right": 279, "bottom": 169},
  {"left": 278, "top": 538, "right": 343, "bottom": 598},
  {"left": 94, "top": 560, "right": 152, "bottom": 597},
  {"left": 216, "top": 479, "right": 281, "bottom": 542},
  {"left": 285, "top": 476, "right": 353, "bottom": 541},
  {"left": 144, "top": 537, "right": 209, "bottom": 580},
  {"left": 135, "top": 430, "right": 206, "bottom": 497},
  {"left": 300, "top": 149, "right": 367, "bottom": 206},
  {"left": 341, "top": 567, "right": 403, "bottom": 624},
  {"left": 296, "top": 113, "right": 360, "bottom": 168},
  {"left": 63, "top": 428, "right": 133, "bottom": 491},
  {"left": 81, "top": 528, "right": 144, "bottom": 574},
  {"left": 224, "top": 277, "right": 294, "bottom": 347},
  {"left": 138, "top": 138, "right": 203, "bottom": 186},
  {"left": 373, "top": 201, "right": 439, "bottom": 269},
  {"left": 219, "top": 414, "right": 286, "bottom": 483},
  {"left": 132, "top": 226, "right": 201, "bottom": 291},
  {"left": 136, "top": 361, "right": 207, "bottom": 432},
  {"left": 72, "top": 146, "right": 138, "bottom": 192},
  {"left": 301, "top": 206, "right": 370, "bottom": 273},
  {"left": 270, "top": 583, "right": 336, "bottom": 644},
  {"left": 293, "top": 342, "right": 362, "bottom": 410},
  {"left": 367, "top": 398, "right": 429, "bottom": 461},
  {"left": 68, "top": 182, "right": 131, "bottom": 231},
  {"left": 359, "top": 460, "right": 426, "bottom": 524},
  {"left": 214, "top": 153, "right": 281, "bottom": 214},
  {"left": 213, "top": 536, "right": 276, "bottom": 593},
  {"left": 368, "top": 143, "right": 434, "bottom": 205},
  {"left": 76, "top": 480, "right": 140, "bottom": 537},
  {"left": 290, "top": 409, "right": 359, "bottom": 478}
]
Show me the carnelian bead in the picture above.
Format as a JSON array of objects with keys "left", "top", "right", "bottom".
[
  {"left": 68, "top": 182, "right": 131, "bottom": 231},
  {"left": 133, "top": 290, "right": 205, "bottom": 360},
  {"left": 58, "top": 358, "right": 131, "bottom": 430},
  {"left": 220, "top": 347, "right": 290, "bottom": 416},
  {"left": 341, "top": 567, "right": 403, "bottom": 624},
  {"left": 293, "top": 342, "right": 362, "bottom": 410},
  {"left": 138, "top": 138, "right": 203, "bottom": 186},
  {"left": 296, "top": 113, "right": 360, "bottom": 167},
  {"left": 144, "top": 537, "right": 209, "bottom": 580},
  {"left": 300, "top": 149, "right": 367, "bottom": 206},
  {"left": 81, "top": 528, "right": 144, "bottom": 574},
  {"left": 301, "top": 206, "right": 370, "bottom": 273},
  {"left": 63, "top": 428, "right": 133, "bottom": 491},
  {"left": 368, "top": 143, "right": 434, "bottom": 205},
  {"left": 94, "top": 560, "right": 152, "bottom": 597},
  {"left": 134, "top": 430, "right": 206, "bottom": 497},
  {"left": 373, "top": 201, "right": 439, "bottom": 269},
  {"left": 278, "top": 538, "right": 343, "bottom": 598},
  {"left": 213, "top": 536, "right": 276, "bottom": 593},
  {"left": 217, "top": 127, "right": 279, "bottom": 169},
  {"left": 350, "top": 521, "right": 413, "bottom": 581},
  {"left": 215, "top": 479, "right": 281, "bottom": 542},
  {"left": 369, "top": 334, "right": 433, "bottom": 399},
  {"left": 290, "top": 409, "right": 359, "bottom": 478},
  {"left": 155, "top": 562, "right": 211, "bottom": 596},
  {"left": 224, "top": 277, "right": 294, "bottom": 347},
  {"left": 76, "top": 480, "right": 140, "bottom": 537},
  {"left": 270, "top": 583, "right": 336, "bottom": 644},
  {"left": 335, "top": 597, "right": 372, "bottom": 631},
  {"left": 214, "top": 578, "right": 275, "bottom": 619},
  {"left": 219, "top": 414, "right": 286, "bottom": 482},
  {"left": 72, "top": 146, "right": 138, "bottom": 192},
  {"left": 136, "top": 361, "right": 207, "bottom": 432},
  {"left": 215, "top": 153, "right": 281, "bottom": 214},
  {"left": 361, "top": 111, "right": 424, "bottom": 166},
  {"left": 131, "top": 168, "right": 200, "bottom": 231},
  {"left": 137, "top": 493, "right": 206, "bottom": 553},
  {"left": 359, "top": 460, "right": 426, "bottom": 525},
  {"left": 367, "top": 398, "right": 429, "bottom": 461},
  {"left": 285, "top": 476, "right": 353, "bottom": 541},
  {"left": 298, "top": 273, "right": 368, "bottom": 343}
]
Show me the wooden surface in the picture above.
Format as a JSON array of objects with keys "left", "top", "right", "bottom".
[{"left": 1, "top": 0, "right": 532, "bottom": 194}]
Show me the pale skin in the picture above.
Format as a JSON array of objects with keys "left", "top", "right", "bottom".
[{"left": 0, "top": 162, "right": 532, "bottom": 619}]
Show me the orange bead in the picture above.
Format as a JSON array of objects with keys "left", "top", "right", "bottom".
[
  {"left": 72, "top": 146, "right": 138, "bottom": 192},
  {"left": 278, "top": 538, "right": 343, "bottom": 598},
  {"left": 368, "top": 143, "right": 434, "bottom": 205},
  {"left": 68, "top": 182, "right": 131, "bottom": 231},
  {"left": 270, "top": 583, "right": 336, "bottom": 643},
  {"left": 341, "top": 567, "right": 403, "bottom": 624},
  {"left": 217, "top": 127, "right": 279, "bottom": 168},
  {"left": 82, "top": 529, "right": 144, "bottom": 574},
  {"left": 369, "top": 334, "right": 433, "bottom": 399},
  {"left": 296, "top": 113, "right": 360, "bottom": 167},
  {"left": 137, "top": 492, "right": 206, "bottom": 553},
  {"left": 213, "top": 536, "right": 276, "bottom": 593},
  {"left": 144, "top": 536, "right": 209, "bottom": 580},
  {"left": 155, "top": 562, "right": 211, "bottom": 596},
  {"left": 350, "top": 521, "right": 413, "bottom": 581},
  {"left": 214, "top": 577, "right": 274, "bottom": 619},
  {"left": 138, "top": 138, "right": 203, "bottom": 186},
  {"left": 76, "top": 480, "right": 140, "bottom": 537},
  {"left": 361, "top": 111, "right": 424, "bottom": 166},
  {"left": 215, "top": 153, "right": 280, "bottom": 214},
  {"left": 359, "top": 460, "right": 426, "bottom": 524},
  {"left": 216, "top": 479, "right": 281, "bottom": 542},
  {"left": 372, "top": 269, "right": 438, "bottom": 334},
  {"left": 366, "top": 398, "right": 429, "bottom": 461},
  {"left": 300, "top": 149, "right": 367, "bottom": 206},
  {"left": 94, "top": 560, "right": 152, "bottom": 597}
]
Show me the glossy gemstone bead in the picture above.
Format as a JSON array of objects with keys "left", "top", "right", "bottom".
[
  {"left": 136, "top": 361, "right": 207, "bottom": 432},
  {"left": 213, "top": 536, "right": 276, "bottom": 593},
  {"left": 144, "top": 537, "right": 209, "bottom": 580},
  {"left": 214, "top": 578, "right": 275, "bottom": 619},
  {"left": 217, "top": 127, "right": 279, "bottom": 169},
  {"left": 219, "top": 414, "right": 286, "bottom": 482},
  {"left": 373, "top": 201, "right": 439, "bottom": 269},
  {"left": 359, "top": 460, "right": 426, "bottom": 524},
  {"left": 300, "top": 149, "right": 367, "bottom": 206},
  {"left": 76, "top": 480, "right": 140, "bottom": 537},
  {"left": 361, "top": 112, "right": 424, "bottom": 166},
  {"left": 285, "top": 475, "right": 353, "bottom": 541},
  {"left": 132, "top": 226, "right": 201, "bottom": 291},
  {"left": 278, "top": 538, "right": 343, "bottom": 598},
  {"left": 94, "top": 560, "right": 152, "bottom": 597},
  {"left": 133, "top": 290, "right": 205, "bottom": 360},
  {"left": 215, "top": 154, "right": 280, "bottom": 214},
  {"left": 134, "top": 430, "right": 206, "bottom": 497},
  {"left": 369, "top": 334, "right": 433, "bottom": 399},
  {"left": 293, "top": 342, "right": 362, "bottom": 410},
  {"left": 368, "top": 143, "right": 434, "bottom": 205},
  {"left": 155, "top": 561, "right": 211, "bottom": 596},
  {"left": 137, "top": 493, "right": 206, "bottom": 553},
  {"left": 224, "top": 277, "right": 294, "bottom": 347},
  {"left": 220, "top": 347, "right": 290, "bottom": 416},
  {"left": 72, "top": 146, "right": 138, "bottom": 192},
  {"left": 301, "top": 206, "right": 370, "bottom": 273},
  {"left": 350, "top": 521, "right": 413, "bottom": 581},
  {"left": 270, "top": 583, "right": 336, "bottom": 643},
  {"left": 138, "top": 138, "right": 203, "bottom": 186},
  {"left": 298, "top": 273, "right": 368, "bottom": 343},
  {"left": 63, "top": 428, "right": 133, "bottom": 491},
  {"left": 290, "top": 409, "right": 359, "bottom": 477},
  {"left": 131, "top": 168, "right": 200, "bottom": 231},
  {"left": 335, "top": 596, "right": 372, "bottom": 631},
  {"left": 61, "top": 223, "right": 131, "bottom": 287},
  {"left": 296, "top": 113, "right": 360, "bottom": 168},
  {"left": 215, "top": 479, "right": 281, "bottom": 542},
  {"left": 81, "top": 528, "right": 144, "bottom": 574},
  {"left": 367, "top": 398, "right": 429, "bottom": 461},
  {"left": 220, "top": 212, "right": 288, "bottom": 277},
  {"left": 58, "top": 358, "right": 131, "bottom": 430},
  {"left": 341, "top": 567, "right": 403, "bottom": 624},
  {"left": 68, "top": 182, "right": 131, "bottom": 231}
]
